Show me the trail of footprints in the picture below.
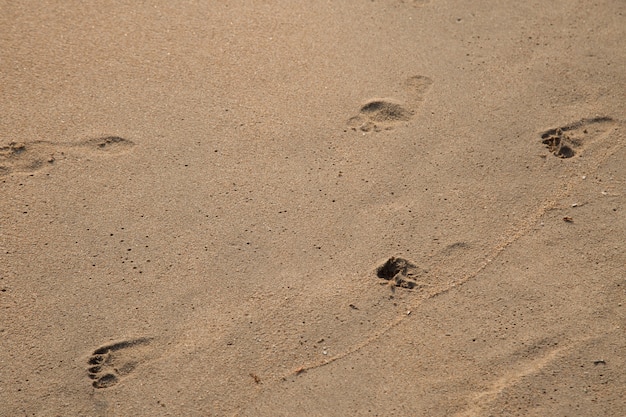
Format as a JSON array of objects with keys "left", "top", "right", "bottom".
[
  {"left": 283, "top": 113, "right": 620, "bottom": 383},
  {"left": 87, "top": 338, "right": 154, "bottom": 389},
  {"left": 35, "top": 83, "right": 612, "bottom": 397},
  {"left": 0, "top": 135, "right": 134, "bottom": 176},
  {"left": 81, "top": 114, "right": 619, "bottom": 392}
]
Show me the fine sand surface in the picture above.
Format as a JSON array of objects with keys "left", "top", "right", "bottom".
[{"left": 1, "top": 1, "right": 625, "bottom": 416}]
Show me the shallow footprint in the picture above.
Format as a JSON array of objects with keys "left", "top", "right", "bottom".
[
  {"left": 347, "top": 75, "right": 433, "bottom": 132},
  {"left": 0, "top": 135, "right": 134, "bottom": 177},
  {"left": 403, "top": 0, "right": 430, "bottom": 5},
  {"left": 81, "top": 136, "right": 135, "bottom": 154},
  {"left": 348, "top": 99, "right": 413, "bottom": 132},
  {"left": 404, "top": 75, "right": 434, "bottom": 109},
  {"left": 540, "top": 117, "right": 615, "bottom": 158},
  {"left": 0, "top": 141, "right": 59, "bottom": 176},
  {"left": 87, "top": 337, "right": 153, "bottom": 389}
]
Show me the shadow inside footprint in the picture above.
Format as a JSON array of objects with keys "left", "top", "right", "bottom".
[
  {"left": 360, "top": 100, "right": 413, "bottom": 122},
  {"left": 540, "top": 117, "right": 614, "bottom": 158},
  {"left": 348, "top": 99, "right": 413, "bottom": 132},
  {"left": 376, "top": 256, "right": 424, "bottom": 289},
  {"left": 87, "top": 337, "right": 153, "bottom": 389},
  {"left": 348, "top": 75, "right": 433, "bottom": 133},
  {"left": 541, "top": 129, "right": 579, "bottom": 158}
]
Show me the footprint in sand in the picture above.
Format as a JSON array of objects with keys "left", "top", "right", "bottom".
[
  {"left": 84, "top": 136, "right": 135, "bottom": 154},
  {"left": 540, "top": 117, "right": 615, "bottom": 158},
  {"left": 348, "top": 75, "right": 433, "bottom": 132},
  {"left": 0, "top": 135, "right": 134, "bottom": 176},
  {"left": 87, "top": 337, "right": 154, "bottom": 389},
  {"left": 0, "top": 142, "right": 56, "bottom": 176},
  {"left": 375, "top": 256, "right": 430, "bottom": 290},
  {"left": 396, "top": 0, "right": 430, "bottom": 6}
]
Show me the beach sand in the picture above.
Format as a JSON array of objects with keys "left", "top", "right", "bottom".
[{"left": 1, "top": 1, "right": 625, "bottom": 416}]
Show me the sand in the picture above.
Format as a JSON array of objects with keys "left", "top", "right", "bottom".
[{"left": 1, "top": 1, "right": 625, "bottom": 416}]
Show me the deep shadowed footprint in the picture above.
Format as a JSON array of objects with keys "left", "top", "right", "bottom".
[
  {"left": 87, "top": 337, "right": 153, "bottom": 389},
  {"left": 348, "top": 75, "right": 433, "bottom": 132},
  {"left": 0, "top": 135, "right": 134, "bottom": 176},
  {"left": 540, "top": 117, "right": 615, "bottom": 158},
  {"left": 376, "top": 256, "right": 430, "bottom": 290}
]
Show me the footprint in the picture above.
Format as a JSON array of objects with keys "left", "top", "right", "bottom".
[
  {"left": 0, "top": 135, "right": 134, "bottom": 176},
  {"left": 84, "top": 136, "right": 135, "bottom": 154},
  {"left": 87, "top": 337, "right": 153, "bottom": 389},
  {"left": 396, "top": 0, "right": 431, "bottom": 6},
  {"left": 376, "top": 256, "right": 428, "bottom": 290},
  {"left": 441, "top": 241, "right": 471, "bottom": 255},
  {"left": 540, "top": 116, "right": 615, "bottom": 158},
  {"left": 348, "top": 99, "right": 413, "bottom": 132},
  {"left": 348, "top": 75, "right": 433, "bottom": 132},
  {"left": 403, "top": 75, "right": 434, "bottom": 108},
  {"left": 0, "top": 141, "right": 58, "bottom": 176}
]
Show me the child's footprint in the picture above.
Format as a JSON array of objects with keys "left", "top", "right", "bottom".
[
  {"left": 0, "top": 135, "right": 134, "bottom": 176},
  {"left": 347, "top": 75, "right": 433, "bottom": 132},
  {"left": 87, "top": 337, "right": 154, "bottom": 389}
]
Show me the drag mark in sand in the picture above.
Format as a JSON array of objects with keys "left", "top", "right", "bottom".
[
  {"left": 453, "top": 330, "right": 620, "bottom": 417},
  {"left": 454, "top": 341, "right": 570, "bottom": 417}
]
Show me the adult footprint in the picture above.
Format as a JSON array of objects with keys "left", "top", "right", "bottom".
[
  {"left": 348, "top": 75, "right": 433, "bottom": 132},
  {"left": 540, "top": 117, "right": 615, "bottom": 158},
  {"left": 0, "top": 135, "right": 134, "bottom": 176},
  {"left": 83, "top": 136, "right": 135, "bottom": 154},
  {"left": 87, "top": 337, "right": 153, "bottom": 389},
  {"left": 376, "top": 256, "right": 430, "bottom": 290},
  {"left": 0, "top": 141, "right": 58, "bottom": 176}
]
